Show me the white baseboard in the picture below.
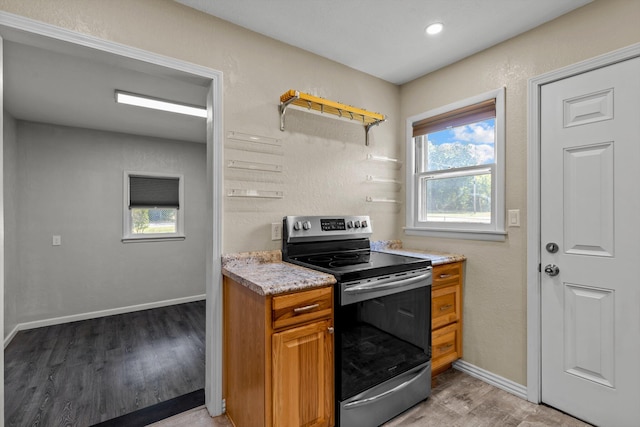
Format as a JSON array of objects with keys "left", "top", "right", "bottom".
[
  {"left": 4, "top": 325, "right": 20, "bottom": 349},
  {"left": 453, "top": 359, "right": 528, "bottom": 400},
  {"left": 3, "top": 294, "right": 206, "bottom": 349}
]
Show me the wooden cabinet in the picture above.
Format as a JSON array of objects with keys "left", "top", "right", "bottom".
[
  {"left": 431, "top": 261, "right": 464, "bottom": 376},
  {"left": 223, "top": 277, "right": 334, "bottom": 427},
  {"left": 273, "top": 319, "right": 334, "bottom": 427}
]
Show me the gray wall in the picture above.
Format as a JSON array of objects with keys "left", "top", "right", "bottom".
[
  {"left": 3, "top": 112, "right": 18, "bottom": 337},
  {"left": 6, "top": 121, "right": 206, "bottom": 334}
]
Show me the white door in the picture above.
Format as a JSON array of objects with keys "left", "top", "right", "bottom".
[{"left": 541, "top": 56, "right": 640, "bottom": 426}]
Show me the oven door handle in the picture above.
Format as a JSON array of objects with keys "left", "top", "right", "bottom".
[
  {"left": 343, "top": 364, "right": 426, "bottom": 409},
  {"left": 344, "top": 272, "right": 431, "bottom": 294}
]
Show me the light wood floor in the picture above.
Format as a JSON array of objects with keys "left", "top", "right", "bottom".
[
  {"left": 384, "top": 368, "right": 591, "bottom": 427},
  {"left": 4, "top": 300, "right": 206, "bottom": 426},
  {"left": 152, "top": 369, "right": 591, "bottom": 427}
]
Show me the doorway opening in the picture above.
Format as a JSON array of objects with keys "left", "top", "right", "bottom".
[{"left": 0, "top": 12, "right": 223, "bottom": 423}]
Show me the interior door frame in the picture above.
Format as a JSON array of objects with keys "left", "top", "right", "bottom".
[
  {"left": 0, "top": 12, "right": 225, "bottom": 417},
  {"left": 526, "top": 42, "right": 640, "bottom": 404}
]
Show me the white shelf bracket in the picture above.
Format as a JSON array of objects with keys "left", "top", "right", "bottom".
[
  {"left": 279, "top": 92, "right": 300, "bottom": 132},
  {"left": 365, "top": 121, "right": 382, "bottom": 146}
]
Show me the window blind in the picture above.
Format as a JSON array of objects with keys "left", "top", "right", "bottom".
[
  {"left": 412, "top": 98, "right": 496, "bottom": 137},
  {"left": 129, "top": 176, "right": 180, "bottom": 209}
]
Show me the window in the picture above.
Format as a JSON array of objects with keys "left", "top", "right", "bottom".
[
  {"left": 123, "top": 172, "right": 185, "bottom": 242},
  {"left": 405, "top": 88, "right": 506, "bottom": 241}
]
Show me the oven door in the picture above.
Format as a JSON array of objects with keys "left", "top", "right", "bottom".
[{"left": 337, "top": 268, "right": 432, "bottom": 427}]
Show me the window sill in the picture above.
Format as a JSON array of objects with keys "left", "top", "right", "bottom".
[
  {"left": 404, "top": 227, "right": 507, "bottom": 242},
  {"left": 122, "top": 235, "right": 186, "bottom": 243}
]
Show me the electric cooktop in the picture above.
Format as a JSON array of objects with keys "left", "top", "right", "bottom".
[
  {"left": 282, "top": 215, "right": 431, "bottom": 282},
  {"left": 287, "top": 250, "right": 431, "bottom": 282}
]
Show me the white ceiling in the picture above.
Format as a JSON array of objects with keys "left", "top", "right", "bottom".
[
  {"left": 177, "top": 0, "right": 593, "bottom": 84},
  {"left": 1, "top": 1, "right": 592, "bottom": 142},
  {"left": 1, "top": 27, "right": 209, "bottom": 144}
]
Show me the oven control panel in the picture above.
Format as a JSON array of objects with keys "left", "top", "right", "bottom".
[{"left": 284, "top": 215, "right": 372, "bottom": 242}]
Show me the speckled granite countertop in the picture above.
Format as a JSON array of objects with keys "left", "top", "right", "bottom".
[
  {"left": 222, "top": 243, "right": 464, "bottom": 296},
  {"left": 371, "top": 240, "right": 466, "bottom": 266},
  {"left": 221, "top": 250, "right": 336, "bottom": 296}
]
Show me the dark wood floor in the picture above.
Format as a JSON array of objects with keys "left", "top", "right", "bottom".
[{"left": 4, "top": 300, "right": 206, "bottom": 426}]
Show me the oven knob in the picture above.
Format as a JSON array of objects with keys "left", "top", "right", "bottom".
[
  {"left": 346, "top": 220, "right": 354, "bottom": 229},
  {"left": 361, "top": 220, "right": 368, "bottom": 228},
  {"left": 293, "top": 221, "right": 302, "bottom": 231},
  {"left": 354, "top": 220, "right": 361, "bottom": 228},
  {"left": 302, "top": 221, "right": 311, "bottom": 230}
]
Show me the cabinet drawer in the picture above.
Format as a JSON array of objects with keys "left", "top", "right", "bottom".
[
  {"left": 432, "top": 284, "right": 461, "bottom": 329},
  {"left": 272, "top": 286, "right": 332, "bottom": 330},
  {"left": 432, "top": 323, "right": 460, "bottom": 370},
  {"left": 432, "top": 262, "right": 462, "bottom": 288}
]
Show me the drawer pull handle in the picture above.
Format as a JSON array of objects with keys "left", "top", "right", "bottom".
[
  {"left": 293, "top": 303, "right": 319, "bottom": 314},
  {"left": 439, "top": 274, "right": 452, "bottom": 279},
  {"left": 328, "top": 327, "right": 335, "bottom": 334},
  {"left": 439, "top": 304, "right": 453, "bottom": 311},
  {"left": 439, "top": 343, "right": 453, "bottom": 351}
]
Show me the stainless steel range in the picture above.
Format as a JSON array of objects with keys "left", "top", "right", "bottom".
[{"left": 282, "top": 215, "right": 432, "bottom": 427}]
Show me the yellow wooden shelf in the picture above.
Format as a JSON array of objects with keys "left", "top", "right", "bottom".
[{"left": 279, "top": 90, "right": 386, "bottom": 145}]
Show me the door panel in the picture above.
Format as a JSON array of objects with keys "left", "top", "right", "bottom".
[
  {"left": 563, "top": 88, "right": 614, "bottom": 128},
  {"left": 563, "top": 142, "right": 614, "bottom": 256},
  {"left": 541, "top": 56, "right": 640, "bottom": 427},
  {"left": 563, "top": 283, "right": 614, "bottom": 387}
]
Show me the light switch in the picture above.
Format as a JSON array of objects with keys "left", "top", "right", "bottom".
[
  {"left": 508, "top": 210, "right": 520, "bottom": 227},
  {"left": 52, "top": 235, "right": 62, "bottom": 246}
]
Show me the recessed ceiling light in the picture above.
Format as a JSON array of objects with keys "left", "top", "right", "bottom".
[
  {"left": 115, "top": 90, "right": 207, "bottom": 118},
  {"left": 425, "top": 22, "right": 444, "bottom": 35}
]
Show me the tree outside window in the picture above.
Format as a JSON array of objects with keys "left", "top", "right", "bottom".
[{"left": 418, "top": 118, "right": 495, "bottom": 224}]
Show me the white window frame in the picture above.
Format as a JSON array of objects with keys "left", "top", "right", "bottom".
[
  {"left": 122, "top": 171, "right": 185, "bottom": 242},
  {"left": 405, "top": 87, "right": 507, "bottom": 241}
]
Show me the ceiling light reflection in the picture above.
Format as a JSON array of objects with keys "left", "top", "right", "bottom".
[{"left": 426, "top": 22, "right": 444, "bottom": 35}]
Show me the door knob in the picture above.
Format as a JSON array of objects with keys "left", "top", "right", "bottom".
[{"left": 544, "top": 264, "right": 560, "bottom": 276}]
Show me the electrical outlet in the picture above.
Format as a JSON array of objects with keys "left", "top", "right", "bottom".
[
  {"left": 52, "top": 235, "right": 62, "bottom": 246},
  {"left": 271, "top": 222, "right": 282, "bottom": 240}
]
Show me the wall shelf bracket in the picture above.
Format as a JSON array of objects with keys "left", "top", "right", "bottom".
[
  {"left": 365, "top": 121, "right": 381, "bottom": 146},
  {"left": 279, "top": 90, "right": 385, "bottom": 146}
]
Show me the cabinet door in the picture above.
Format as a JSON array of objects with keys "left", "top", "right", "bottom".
[{"left": 272, "top": 319, "right": 333, "bottom": 427}]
